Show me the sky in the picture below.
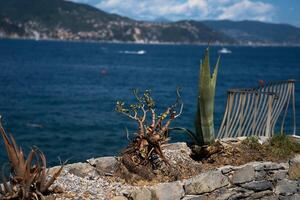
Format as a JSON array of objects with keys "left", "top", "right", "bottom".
[{"left": 71, "top": 0, "right": 300, "bottom": 27}]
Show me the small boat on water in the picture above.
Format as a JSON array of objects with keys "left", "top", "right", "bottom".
[
  {"left": 119, "top": 50, "right": 146, "bottom": 55},
  {"left": 137, "top": 50, "right": 146, "bottom": 55},
  {"left": 218, "top": 47, "right": 232, "bottom": 54}
]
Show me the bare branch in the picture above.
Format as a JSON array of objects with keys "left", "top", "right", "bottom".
[
  {"left": 154, "top": 107, "right": 171, "bottom": 130},
  {"left": 159, "top": 118, "right": 172, "bottom": 137},
  {"left": 150, "top": 108, "right": 156, "bottom": 128},
  {"left": 137, "top": 120, "right": 145, "bottom": 136},
  {"left": 119, "top": 112, "right": 137, "bottom": 121},
  {"left": 141, "top": 105, "right": 147, "bottom": 123}
]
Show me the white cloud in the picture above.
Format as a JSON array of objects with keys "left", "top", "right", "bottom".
[
  {"left": 95, "top": 0, "right": 208, "bottom": 20},
  {"left": 217, "top": 0, "right": 274, "bottom": 21},
  {"left": 72, "top": 0, "right": 275, "bottom": 22},
  {"left": 70, "top": 0, "right": 90, "bottom": 3}
]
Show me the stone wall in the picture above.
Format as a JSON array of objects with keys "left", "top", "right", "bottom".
[
  {"left": 49, "top": 143, "right": 300, "bottom": 200},
  {"left": 116, "top": 157, "right": 300, "bottom": 200}
]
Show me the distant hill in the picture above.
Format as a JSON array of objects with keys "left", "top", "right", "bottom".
[
  {"left": 0, "top": 0, "right": 232, "bottom": 43},
  {"left": 202, "top": 20, "right": 300, "bottom": 45},
  {"left": 0, "top": 0, "right": 300, "bottom": 45}
]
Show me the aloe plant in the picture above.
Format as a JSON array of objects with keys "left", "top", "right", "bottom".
[{"left": 0, "top": 116, "right": 65, "bottom": 199}]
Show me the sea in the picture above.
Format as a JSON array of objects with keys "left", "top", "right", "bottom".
[{"left": 0, "top": 39, "right": 299, "bottom": 166}]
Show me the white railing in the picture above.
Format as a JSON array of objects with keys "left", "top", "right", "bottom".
[{"left": 217, "top": 80, "right": 296, "bottom": 139}]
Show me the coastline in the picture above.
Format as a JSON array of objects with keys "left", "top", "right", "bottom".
[{"left": 1, "top": 37, "right": 300, "bottom": 47}]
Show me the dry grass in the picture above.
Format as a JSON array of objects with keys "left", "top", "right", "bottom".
[
  {"left": 267, "top": 134, "right": 300, "bottom": 158},
  {"left": 200, "top": 134, "right": 300, "bottom": 170}
]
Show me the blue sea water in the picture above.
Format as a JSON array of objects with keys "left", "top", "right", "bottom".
[{"left": 0, "top": 39, "right": 299, "bottom": 166}]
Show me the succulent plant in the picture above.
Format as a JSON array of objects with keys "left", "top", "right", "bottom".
[
  {"left": 0, "top": 116, "right": 64, "bottom": 200},
  {"left": 170, "top": 47, "right": 220, "bottom": 146},
  {"left": 195, "top": 47, "right": 220, "bottom": 145},
  {"left": 116, "top": 88, "right": 183, "bottom": 167}
]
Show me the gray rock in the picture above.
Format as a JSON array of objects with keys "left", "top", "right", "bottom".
[
  {"left": 220, "top": 166, "right": 232, "bottom": 174},
  {"left": 241, "top": 180, "right": 272, "bottom": 191},
  {"left": 66, "top": 162, "right": 96, "bottom": 178},
  {"left": 182, "top": 188, "right": 238, "bottom": 200},
  {"left": 288, "top": 155, "right": 300, "bottom": 180},
  {"left": 233, "top": 187, "right": 254, "bottom": 194},
  {"left": 87, "top": 156, "right": 118, "bottom": 175},
  {"left": 112, "top": 196, "right": 128, "bottom": 200},
  {"left": 248, "top": 190, "right": 273, "bottom": 199},
  {"left": 278, "top": 195, "right": 300, "bottom": 200},
  {"left": 129, "top": 188, "right": 153, "bottom": 200},
  {"left": 227, "top": 190, "right": 253, "bottom": 200},
  {"left": 163, "top": 142, "right": 191, "bottom": 153},
  {"left": 184, "top": 170, "right": 229, "bottom": 195},
  {"left": 255, "top": 170, "right": 267, "bottom": 181},
  {"left": 288, "top": 194, "right": 300, "bottom": 200},
  {"left": 258, "top": 195, "right": 279, "bottom": 200},
  {"left": 270, "top": 170, "right": 287, "bottom": 180},
  {"left": 182, "top": 195, "right": 204, "bottom": 200},
  {"left": 281, "top": 162, "right": 290, "bottom": 170},
  {"left": 232, "top": 166, "right": 255, "bottom": 184},
  {"left": 183, "top": 187, "right": 249, "bottom": 200},
  {"left": 152, "top": 181, "right": 184, "bottom": 200},
  {"left": 255, "top": 162, "right": 284, "bottom": 171},
  {"left": 212, "top": 187, "right": 246, "bottom": 200},
  {"left": 275, "top": 179, "right": 298, "bottom": 196}
]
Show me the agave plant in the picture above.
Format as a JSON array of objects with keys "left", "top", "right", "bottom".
[
  {"left": 196, "top": 47, "right": 220, "bottom": 145},
  {"left": 0, "top": 116, "right": 64, "bottom": 200},
  {"left": 171, "top": 47, "right": 220, "bottom": 146},
  {"left": 116, "top": 88, "right": 183, "bottom": 167}
]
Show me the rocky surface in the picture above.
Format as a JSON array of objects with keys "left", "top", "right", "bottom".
[
  {"left": 47, "top": 142, "right": 300, "bottom": 200},
  {"left": 288, "top": 154, "right": 300, "bottom": 180},
  {"left": 184, "top": 170, "right": 229, "bottom": 194},
  {"left": 231, "top": 165, "right": 255, "bottom": 184}
]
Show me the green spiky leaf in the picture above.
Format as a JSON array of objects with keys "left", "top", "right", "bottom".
[{"left": 195, "top": 47, "right": 220, "bottom": 145}]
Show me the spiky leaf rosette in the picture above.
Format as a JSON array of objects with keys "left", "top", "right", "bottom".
[
  {"left": 0, "top": 116, "right": 64, "bottom": 200},
  {"left": 195, "top": 47, "right": 220, "bottom": 145}
]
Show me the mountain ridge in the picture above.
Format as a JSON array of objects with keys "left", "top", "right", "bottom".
[
  {"left": 1, "top": 0, "right": 300, "bottom": 45},
  {"left": 202, "top": 20, "right": 300, "bottom": 45}
]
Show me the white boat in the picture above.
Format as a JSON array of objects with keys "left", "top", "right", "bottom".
[
  {"left": 137, "top": 50, "right": 146, "bottom": 55},
  {"left": 218, "top": 47, "right": 232, "bottom": 54},
  {"left": 120, "top": 50, "right": 146, "bottom": 55}
]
